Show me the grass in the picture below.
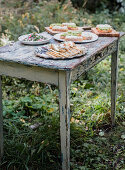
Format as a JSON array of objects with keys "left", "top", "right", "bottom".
[
  {"left": 1, "top": 54, "right": 125, "bottom": 170},
  {"left": 0, "top": 0, "right": 125, "bottom": 169}
]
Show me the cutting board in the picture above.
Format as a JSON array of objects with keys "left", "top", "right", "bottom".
[{"left": 91, "top": 28, "right": 120, "bottom": 37}]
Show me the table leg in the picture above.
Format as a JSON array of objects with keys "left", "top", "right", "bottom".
[
  {"left": 111, "top": 41, "right": 119, "bottom": 126},
  {"left": 0, "top": 76, "right": 3, "bottom": 163},
  {"left": 58, "top": 71, "right": 71, "bottom": 170}
]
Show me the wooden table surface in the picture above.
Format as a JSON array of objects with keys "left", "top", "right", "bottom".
[
  {"left": 0, "top": 32, "right": 124, "bottom": 71},
  {"left": 0, "top": 31, "right": 124, "bottom": 170}
]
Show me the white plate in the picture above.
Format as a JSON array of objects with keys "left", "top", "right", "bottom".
[
  {"left": 18, "top": 33, "right": 52, "bottom": 45},
  {"left": 35, "top": 44, "right": 87, "bottom": 60},
  {"left": 54, "top": 32, "right": 98, "bottom": 43}
]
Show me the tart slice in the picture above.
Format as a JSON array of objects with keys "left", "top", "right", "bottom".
[
  {"left": 68, "top": 30, "right": 82, "bottom": 36},
  {"left": 52, "top": 26, "right": 68, "bottom": 32},
  {"left": 81, "top": 32, "right": 92, "bottom": 40},
  {"left": 49, "top": 23, "right": 62, "bottom": 29},
  {"left": 62, "top": 23, "right": 76, "bottom": 27},
  {"left": 60, "top": 32, "right": 68, "bottom": 39},
  {"left": 96, "top": 24, "right": 112, "bottom": 33},
  {"left": 65, "top": 35, "right": 83, "bottom": 41},
  {"left": 68, "top": 25, "right": 78, "bottom": 30}
]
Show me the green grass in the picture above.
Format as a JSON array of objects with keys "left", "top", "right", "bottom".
[
  {"left": 1, "top": 53, "right": 125, "bottom": 170},
  {"left": 0, "top": 0, "right": 125, "bottom": 169}
]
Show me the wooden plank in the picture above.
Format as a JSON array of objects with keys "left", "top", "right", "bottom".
[
  {"left": 91, "top": 28, "right": 120, "bottom": 37},
  {"left": 0, "top": 61, "right": 58, "bottom": 86},
  {"left": 0, "top": 76, "right": 3, "bottom": 164},
  {"left": 58, "top": 71, "right": 71, "bottom": 170},
  {"left": 111, "top": 40, "right": 119, "bottom": 126}
]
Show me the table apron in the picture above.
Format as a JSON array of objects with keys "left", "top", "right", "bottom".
[
  {"left": 71, "top": 40, "right": 118, "bottom": 82},
  {"left": 0, "top": 61, "right": 58, "bottom": 86}
]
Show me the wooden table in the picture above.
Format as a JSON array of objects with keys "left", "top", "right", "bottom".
[{"left": 0, "top": 32, "right": 124, "bottom": 169}]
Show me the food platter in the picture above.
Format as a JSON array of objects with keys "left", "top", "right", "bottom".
[
  {"left": 35, "top": 42, "right": 87, "bottom": 60},
  {"left": 45, "top": 22, "right": 91, "bottom": 35},
  {"left": 54, "top": 32, "right": 98, "bottom": 43},
  {"left": 45, "top": 27, "right": 84, "bottom": 35},
  {"left": 91, "top": 28, "right": 120, "bottom": 37},
  {"left": 91, "top": 24, "right": 120, "bottom": 37},
  {"left": 18, "top": 32, "right": 52, "bottom": 45}
]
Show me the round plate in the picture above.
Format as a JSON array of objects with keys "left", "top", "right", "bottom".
[
  {"left": 18, "top": 33, "right": 52, "bottom": 45},
  {"left": 35, "top": 45, "right": 87, "bottom": 60},
  {"left": 54, "top": 32, "right": 98, "bottom": 43}
]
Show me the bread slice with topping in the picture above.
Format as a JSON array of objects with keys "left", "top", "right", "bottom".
[{"left": 96, "top": 24, "right": 112, "bottom": 33}]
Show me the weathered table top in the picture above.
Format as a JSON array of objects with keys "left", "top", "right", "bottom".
[{"left": 0, "top": 32, "right": 124, "bottom": 71}]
